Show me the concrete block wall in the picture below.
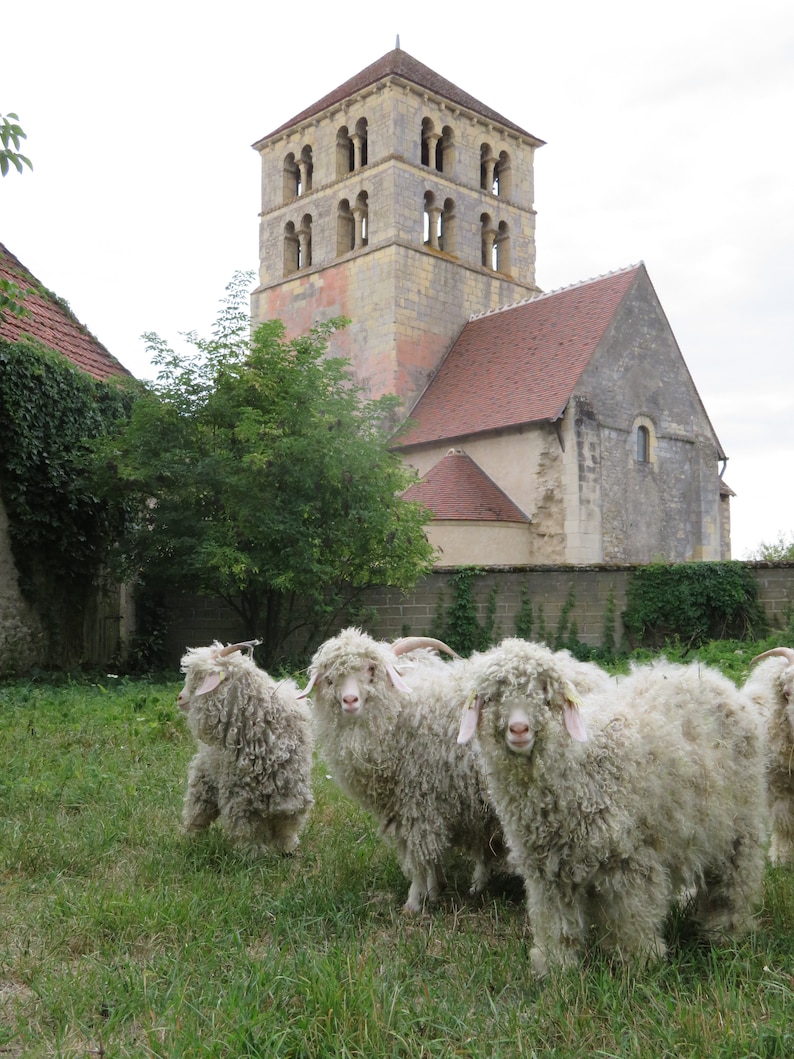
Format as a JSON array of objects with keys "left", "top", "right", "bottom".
[{"left": 160, "top": 563, "right": 794, "bottom": 670}]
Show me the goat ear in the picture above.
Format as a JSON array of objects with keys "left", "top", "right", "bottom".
[
  {"left": 296, "top": 672, "right": 317, "bottom": 700},
  {"left": 385, "top": 662, "right": 413, "bottom": 694},
  {"left": 195, "top": 669, "right": 225, "bottom": 697},
  {"left": 457, "top": 693, "right": 482, "bottom": 744},
  {"left": 562, "top": 685, "right": 588, "bottom": 742}
]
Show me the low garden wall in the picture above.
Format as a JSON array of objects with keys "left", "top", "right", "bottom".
[{"left": 161, "top": 562, "right": 794, "bottom": 667}]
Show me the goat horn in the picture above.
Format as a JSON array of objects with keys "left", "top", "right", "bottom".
[
  {"left": 391, "top": 636, "right": 460, "bottom": 659},
  {"left": 217, "top": 639, "right": 262, "bottom": 658},
  {"left": 751, "top": 647, "right": 794, "bottom": 666}
]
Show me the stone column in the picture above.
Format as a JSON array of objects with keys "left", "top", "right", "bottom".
[
  {"left": 352, "top": 205, "right": 368, "bottom": 248},
  {"left": 298, "top": 227, "right": 311, "bottom": 268},
  {"left": 424, "top": 132, "right": 440, "bottom": 167},
  {"left": 482, "top": 154, "right": 497, "bottom": 192},
  {"left": 427, "top": 206, "right": 442, "bottom": 249},
  {"left": 351, "top": 134, "right": 364, "bottom": 170}
]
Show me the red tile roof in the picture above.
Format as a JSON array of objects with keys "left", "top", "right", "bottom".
[
  {"left": 395, "top": 264, "right": 642, "bottom": 449},
  {"left": 0, "top": 242, "right": 132, "bottom": 382},
  {"left": 254, "top": 48, "right": 544, "bottom": 146},
  {"left": 403, "top": 448, "right": 529, "bottom": 522}
]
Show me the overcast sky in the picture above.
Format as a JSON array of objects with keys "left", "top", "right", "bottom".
[{"left": 2, "top": 0, "right": 792, "bottom": 558}]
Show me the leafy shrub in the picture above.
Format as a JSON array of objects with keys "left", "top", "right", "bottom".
[{"left": 623, "top": 562, "right": 768, "bottom": 649}]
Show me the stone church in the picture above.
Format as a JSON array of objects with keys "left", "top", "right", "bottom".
[{"left": 250, "top": 47, "right": 732, "bottom": 566}]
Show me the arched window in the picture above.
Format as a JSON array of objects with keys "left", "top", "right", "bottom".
[
  {"left": 337, "top": 199, "right": 354, "bottom": 255},
  {"left": 283, "top": 153, "right": 299, "bottom": 202},
  {"left": 284, "top": 221, "right": 299, "bottom": 275},
  {"left": 637, "top": 425, "right": 650, "bottom": 463}
]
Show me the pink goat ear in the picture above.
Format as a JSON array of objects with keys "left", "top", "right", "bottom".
[
  {"left": 296, "top": 673, "right": 318, "bottom": 700},
  {"left": 563, "top": 701, "right": 588, "bottom": 742},
  {"left": 385, "top": 663, "right": 413, "bottom": 694},
  {"left": 195, "top": 670, "right": 224, "bottom": 697},
  {"left": 457, "top": 695, "right": 482, "bottom": 744}
]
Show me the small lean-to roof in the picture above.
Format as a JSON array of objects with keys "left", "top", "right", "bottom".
[
  {"left": 0, "top": 243, "right": 131, "bottom": 382},
  {"left": 254, "top": 47, "right": 544, "bottom": 146},
  {"left": 396, "top": 264, "right": 643, "bottom": 449},
  {"left": 402, "top": 449, "right": 529, "bottom": 522}
]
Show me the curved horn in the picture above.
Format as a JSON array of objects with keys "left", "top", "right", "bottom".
[
  {"left": 217, "top": 639, "right": 262, "bottom": 658},
  {"left": 391, "top": 636, "right": 460, "bottom": 659},
  {"left": 751, "top": 647, "right": 794, "bottom": 666}
]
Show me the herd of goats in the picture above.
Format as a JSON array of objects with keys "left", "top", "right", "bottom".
[{"left": 175, "top": 628, "right": 794, "bottom": 977}]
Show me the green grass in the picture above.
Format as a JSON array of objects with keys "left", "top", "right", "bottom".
[{"left": 1, "top": 660, "right": 793, "bottom": 1058}]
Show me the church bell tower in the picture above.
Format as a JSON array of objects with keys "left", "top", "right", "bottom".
[{"left": 251, "top": 47, "right": 544, "bottom": 410}]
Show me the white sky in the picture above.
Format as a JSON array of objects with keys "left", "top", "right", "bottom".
[{"left": 2, "top": 0, "right": 792, "bottom": 559}]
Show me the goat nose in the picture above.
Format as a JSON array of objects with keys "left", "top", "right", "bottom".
[
  {"left": 510, "top": 722, "right": 530, "bottom": 736},
  {"left": 342, "top": 694, "right": 358, "bottom": 706}
]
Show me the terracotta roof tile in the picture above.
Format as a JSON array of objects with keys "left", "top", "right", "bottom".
[
  {"left": 254, "top": 48, "right": 543, "bottom": 145},
  {"left": 396, "top": 264, "right": 642, "bottom": 448},
  {"left": 0, "top": 243, "right": 131, "bottom": 382},
  {"left": 403, "top": 448, "right": 529, "bottom": 522}
]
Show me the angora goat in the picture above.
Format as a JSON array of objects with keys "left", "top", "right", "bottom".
[
  {"left": 298, "top": 628, "right": 507, "bottom": 912},
  {"left": 743, "top": 646, "right": 794, "bottom": 865},
  {"left": 458, "top": 639, "right": 767, "bottom": 976},
  {"left": 178, "top": 640, "right": 314, "bottom": 855}
]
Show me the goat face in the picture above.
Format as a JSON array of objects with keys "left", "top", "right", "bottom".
[
  {"left": 338, "top": 665, "right": 376, "bottom": 716},
  {"left": 299, "top": 654, "right": 412, "bottom": 715},
  {"left": 459, "top": 692, "right": 539, "bottom": 755},
  {"left": 504, "top": 703, "right": 536, "bottom": 755}
]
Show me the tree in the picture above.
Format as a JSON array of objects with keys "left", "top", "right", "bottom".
[
  {"left": 1, "top": 113, "right": 33, "bottom": 323},
  {"left": 92, "top": 273, "right": 437, "bottom": 665},
  {"left": 0, "top": 112, "right": 32, "bottom": 176},
  {"left": 746, "top": 531, "right": 794, "bottom": 562}
]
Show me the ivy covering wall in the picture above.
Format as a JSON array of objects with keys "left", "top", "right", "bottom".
[{"left": 0, "top": 337, "right": 135, "bottom": 666}]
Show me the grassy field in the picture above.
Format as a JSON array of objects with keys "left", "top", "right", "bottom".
[{"left": 1, "top": 648, "right": 793, "bottom": 1058}]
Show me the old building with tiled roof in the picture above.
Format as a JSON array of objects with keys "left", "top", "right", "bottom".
[
  {"left": 397, "top": 263, "right": 728, "bottom": 564},
  {"left": 251, "top": 47, "right": 731, "bottom": 566},
  {"left": 0, "top": 241, "right": 134, "bottom": 675},
  {"left": 0, "top": 242, "right": 131, "bottom": 381}
]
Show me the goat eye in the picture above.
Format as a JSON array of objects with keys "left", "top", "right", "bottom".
[
  {"left": 325, "top": 676, "right": 333, "bottom": 686},
  {"left": 368, "top": 664, "right": 376, "bottom": 680}
]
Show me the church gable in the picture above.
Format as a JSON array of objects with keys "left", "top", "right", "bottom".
[
  {"left": 570, "top": 267, "right": 728, "bottom": 563},
  {"left": 578, "top": 265, "right": 725, "bottom": 460}
]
